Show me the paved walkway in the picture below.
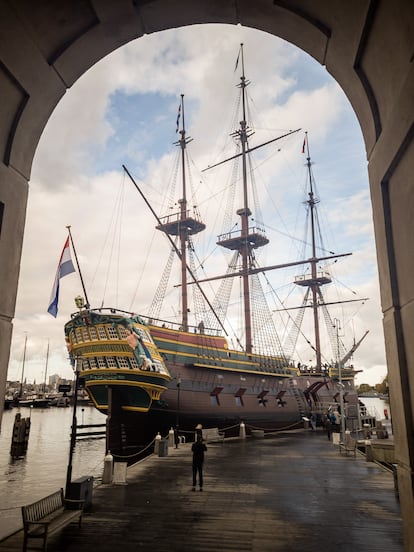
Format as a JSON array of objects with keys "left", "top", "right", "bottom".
[{"left": 0, "top": 430, "right": 403, "bottom": 551}]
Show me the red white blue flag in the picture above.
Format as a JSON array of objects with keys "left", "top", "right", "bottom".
[{"left": 47, "top": 236, "right": 75, "bottom": 317}]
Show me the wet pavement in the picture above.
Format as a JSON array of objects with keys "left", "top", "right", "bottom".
[{"left": 0, "top": 429, "right": 403, "bottom": 551}]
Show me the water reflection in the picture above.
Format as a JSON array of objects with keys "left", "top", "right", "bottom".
[
  {"left": 358, "top": 396, "right": 391, "bottom": 422},
  {"left": 0, "top": 406, "right": 106, "bottom": 510}
]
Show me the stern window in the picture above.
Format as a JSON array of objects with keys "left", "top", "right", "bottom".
[{"left": 107, "top": 327, "right": 119, "bottom": 340}]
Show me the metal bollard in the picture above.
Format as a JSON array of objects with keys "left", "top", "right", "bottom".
[
  {"left": 102, "top": 451, "right": 113, "bottom": 484},
  {"left": 239, "top": 421, "right": 246, "bottom": 439},
  {"left": 158, "top": 438, "right": 168, "bottom": 457}
]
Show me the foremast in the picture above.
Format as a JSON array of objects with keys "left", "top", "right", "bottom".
[{"left": 155, "top": 94, "right": 206, "bottom": 332}]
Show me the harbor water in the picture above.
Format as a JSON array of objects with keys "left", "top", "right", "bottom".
[
  {"left": 0, "top": 395, "right": 391, "bottom": 540},
  {"left": 358, "top": 395, "right": 392, "bottom": 425},
  {"left": 0, "top": 405, "right": 106, "bottom": 539}
]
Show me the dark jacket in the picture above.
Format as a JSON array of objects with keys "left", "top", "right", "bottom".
[{"left": 192, "top": 440, "right": 207, "bottom": 465}]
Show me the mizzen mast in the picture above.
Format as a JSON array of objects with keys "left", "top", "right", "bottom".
[
  {"left": 156, "top": 94, "right": 206, "bottom": 331},
  {"left": 294, "top": 133, "right": 335, "bottom": 370}
]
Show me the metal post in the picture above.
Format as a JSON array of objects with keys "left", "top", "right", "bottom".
[
  {"left": 65, "top": 367, "right": 80, "bottom": 497},
  {"left": 19, "top": 333, "right": 28, "bottom": 399},
  {"left": 106, "top": 387, "right": 112, "bottom": 455},
  {"left": 176, "top": 377, "right": 181, "bottom": 429},
  {"left": 175, "top": 377, "right": 181, "bottom": 446},
  {"left": 335, "top": 319, "right": 346, "bottom": 442}
]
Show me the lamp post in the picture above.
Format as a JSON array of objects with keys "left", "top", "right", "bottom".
[
  {"left": 176, "top": 377, "right": 181, "bottom": 429},
  {"left": 19, "top": 333, "right": 28, "bottom": 399},
  {"left": 65, "top": 363, "right": 80, "bottom": 498},
  {"left": 334, "top": 319, "right": 346, "bottom": 442}
]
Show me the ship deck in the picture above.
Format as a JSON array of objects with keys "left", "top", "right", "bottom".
[{"left": 0, "top": 429, "right": 403, "bottom": 551}]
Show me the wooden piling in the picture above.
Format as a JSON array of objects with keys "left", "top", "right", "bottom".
[{"left": 10, "top": 413, "right": 31, "bottom": 457}]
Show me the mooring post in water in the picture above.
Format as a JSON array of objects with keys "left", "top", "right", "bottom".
[{"left": 10, "top": 412, "right": 31, "bottom": 457}]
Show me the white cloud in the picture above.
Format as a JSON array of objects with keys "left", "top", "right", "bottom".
[{"left": 9, "top": 24, "right": 387, "bottom": 388}]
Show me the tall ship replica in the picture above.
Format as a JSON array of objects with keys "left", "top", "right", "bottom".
[{"left": 64, "top": 45, "right": 367, "bottom": 457}]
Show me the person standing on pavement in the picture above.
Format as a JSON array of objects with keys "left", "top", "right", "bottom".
[
  {"left": 192, "top": 434, "right": 207, "bottom": 491},
  {"left": 195, "top": 423, "right": 203, "bottom": 440}
]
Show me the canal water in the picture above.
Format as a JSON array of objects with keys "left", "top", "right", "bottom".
[
  {"left": 0, "top": 405, "right": 106, "bottom": 539},
  {"left": 358, "top": 395, "right": 392, "bottom": 426}
]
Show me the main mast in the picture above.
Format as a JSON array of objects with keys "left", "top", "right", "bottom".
[
  {"left": 216, "top": 44, "right": 269, "bottom": 354},
  {"left": 156, "top": 95, "right": 206, "bottom": 331}
]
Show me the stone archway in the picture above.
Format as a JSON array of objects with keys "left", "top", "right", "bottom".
[{"left": 0, "top": 1, "right": 413, "bottom": 548}]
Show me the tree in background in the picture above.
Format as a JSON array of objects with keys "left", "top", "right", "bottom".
[
  {"left": 356, "top": 375, "right": 388, "bottom": 395},
  {"left": 375, "top": 375, "right": 388, "bottom": 395},
  {"left": 357, "top": 383, "right": 374, "bottom": 394}
]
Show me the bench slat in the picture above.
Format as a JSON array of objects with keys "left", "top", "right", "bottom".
[{"left": 22, "top": 488, "right": 83, "bottom": 552}]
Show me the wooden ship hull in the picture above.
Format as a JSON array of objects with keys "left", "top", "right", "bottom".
[{"left": 64, "top": 308, "right": 358, "bottom": 457}]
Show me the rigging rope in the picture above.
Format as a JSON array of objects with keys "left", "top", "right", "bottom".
[
  {"left": 283, "top": 288, "right": 310, "bottom": 359},
  {"left": 147, "top": 245, "right": 176, "bottom": 321},
  {"left": 249, "top": 271, "right": 285, "bottom": 361}
]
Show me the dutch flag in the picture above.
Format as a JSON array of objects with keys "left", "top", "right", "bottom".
[{"left": 47, "top": 236, "right": 75, "bottom": 317}]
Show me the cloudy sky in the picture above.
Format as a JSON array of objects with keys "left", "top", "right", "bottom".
[{"left": 7, "top": 24, "right": 387, "bottom": 387}]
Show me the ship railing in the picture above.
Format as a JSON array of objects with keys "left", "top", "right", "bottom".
[
  {"left": 358, "top": 403, "right": 381, "bottom": 423},
  {"left": 328, "top": 365, "right": 355, "bottom": 378},
  {"left": 157, "top": 209, "right": 203, "bottom": 225},
  {"left": 68, "top": 307, "right": 224, "bottom": 337},
  {"left": 70, "top": 306, "right": 147, "bottom": 320},
  {"left": 297, "top": 365, "right": 330, "bottom": 376},
  {"left": 294, "top": 270, "right": 331, "bottom": 283},
  {"left": 217, "top": 224, "right": 267, "bottom": 242},
  {"left": 312, "top": 401, "right": 358, "bottom": 415},
  {"left": 142, "top": 315, "right": 224, "bottom": 337}
]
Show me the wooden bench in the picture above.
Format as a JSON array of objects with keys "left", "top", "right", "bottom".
[
  {"left": 202, "top": 427, "right": 225, "bottom": 443},
  {"left": 22, "top": 488, "right": 84, "bottom": 552},
  {"left": 339, "top": 436, "right": 357, "bottom": 457}
]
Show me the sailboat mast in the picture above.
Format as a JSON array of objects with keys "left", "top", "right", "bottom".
[
  {"left": 43, "top": 338, "right": 49, "bottom": 393},
  {"left": 178, "top": 94, "right": 189, "bottom": 331},
  {"left": 19, "top": 333, "right": 27, "bottom": 398},
  {"left": 305, "top": 133, "right": 323, "bottom": 369}
]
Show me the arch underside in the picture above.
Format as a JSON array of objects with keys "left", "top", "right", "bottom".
[{"left": 0, "top": 1, "right": 413, "bottom": 548}]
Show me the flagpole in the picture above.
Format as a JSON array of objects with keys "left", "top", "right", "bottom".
[{"left": 66, "top": 226, "right": 90, "bottom": 308}]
